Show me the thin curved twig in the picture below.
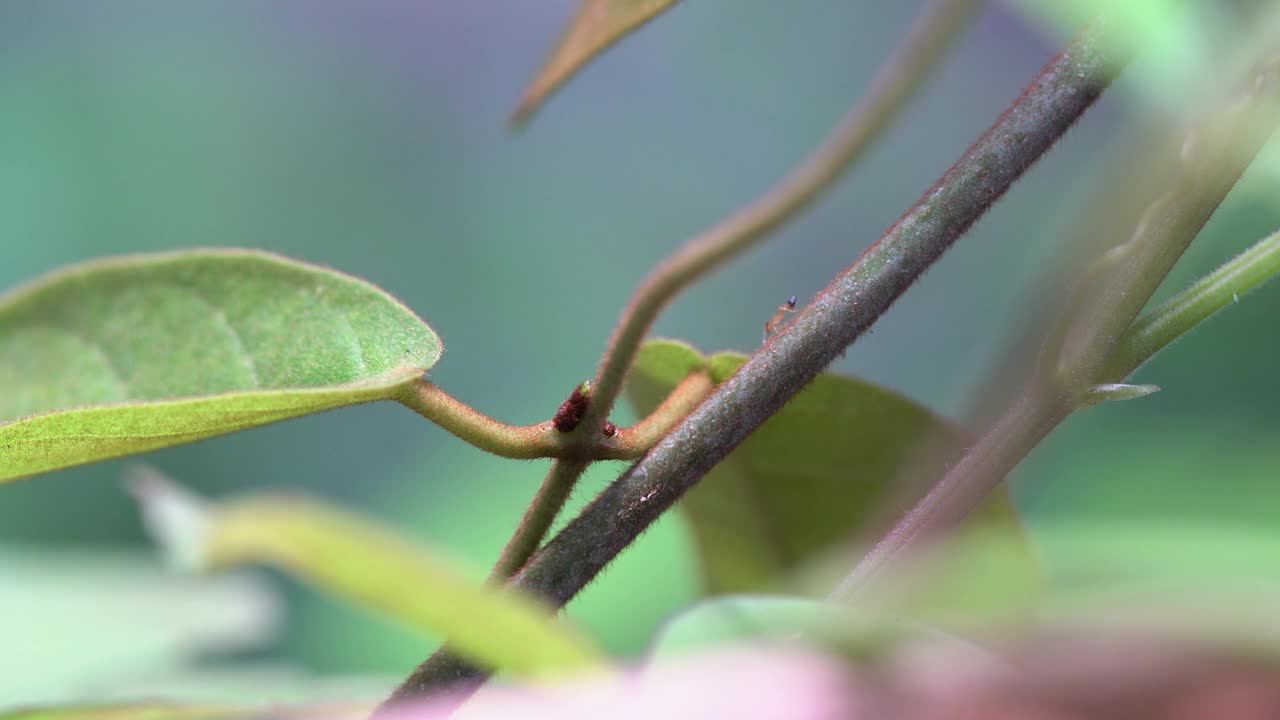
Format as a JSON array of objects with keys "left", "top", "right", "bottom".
[
  {"left": 576, "top": 0, "right": 989, "bottom": 438},
  {"left": 380, "top": 19, "right": 1125, "bottom": 707},
  {"left": 459, "top": 0, "right": 988, "bottom": 626},
  {"left": 396, "top": 375, "right": 711, "bottom": 462}
]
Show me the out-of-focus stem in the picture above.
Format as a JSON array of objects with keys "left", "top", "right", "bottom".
[
  {"left": 381, "top": 20, "right": 1126, "bottom": 706},
  {"left": 575, "top": 0, "right": 989, "bottom": 439},
  {"left": 1104, "top": 226, "right": 1280, "bottom": 380},
  {"left": 838, "top": 51, "right": 1280, "bottom": 603}
]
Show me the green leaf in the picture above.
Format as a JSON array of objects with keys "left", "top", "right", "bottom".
[
  {"left": 653, "top": 523, "right": 1280, "bottom": 662},
  {"left": 872, "top": 520, "right": 1280, "bottom": 649},
  {"left": 0, "top": 547, "right": 278, "bottom": 706},
  {"left": 0, "top": 703, "right": 242, "bottom": 720},
  {"left": 649, "top": 593, "right": 1002, "bottom": 672},
  {"left": 0, "top": 249, "right": 441, "bottom": 483},
  {"left": 1009, "top": 0, "right": 1212, "bottom": 108},
  {"left": 93, "top": 664, "right": 394, "bottom": 706},
  {"left": 625, "top": 339, "right": 1032, "bottom": 595},
  {"left": 510, "top": 0, "right": 678, "bottom": 127},
  {"left": 1, "top": 663, "right": 397, "bottom": 717},
  {"left": 649, "top": 595, "right": 870, "bottom": 659},
  {"left": 131, "top": 471, "right": 605, "bottom": 679}
]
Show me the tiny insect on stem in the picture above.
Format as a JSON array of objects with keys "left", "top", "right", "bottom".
[{"left": 763, "top": 295, "right": 799, "bottom": 342}]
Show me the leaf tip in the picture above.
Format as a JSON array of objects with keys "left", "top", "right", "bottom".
[
  {"left": 126, "top": 465, "right": 213, "bottom": 573},
  {"left": 507, "top": 96, "right": 540, "bottom": 131},
  {"left": 507, "top": 0, "right": 680, "bottom": 129}
]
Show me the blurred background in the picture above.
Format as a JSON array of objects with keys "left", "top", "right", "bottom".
[{"left": 2, "top": 0, "right": 1279, "bottom": 704}]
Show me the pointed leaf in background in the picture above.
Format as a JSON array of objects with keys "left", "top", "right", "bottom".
[
  {"left": 510, "top": 0, "right": 678, "bottom": 127},
  {"left": 0, "top": 249, "right": 441, "bottom": 483},
  {"left": 626, "top": 339, "right": 1032, "bottom": 595}
]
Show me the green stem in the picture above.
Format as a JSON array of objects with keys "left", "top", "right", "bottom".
[
  {"left": 1050, "top": 55, "right": 1280, "bottom": 401},
  {"left": 612, "top": 370, "right": 714, "bottom": 452},
  {"left": 487, "top": 459, "right": 591, "bottom": 583},
  {"left": 396, "top": 380, "right": 556, "bottom": 459},
  {"left": 395, "top": 377, "right": 707, "bottom": 461},
  {"left": 574, "top": 0, "right": 987, "bottom": 439},
  {"left": 486, "top": 371, "right": 713, "bottom": 583},
  {"left": 1104, "top": 227, "right": 1280, "bottom": 380},
  {"left": 837, "top": 50, "right": 1280, "bottom": 602}
]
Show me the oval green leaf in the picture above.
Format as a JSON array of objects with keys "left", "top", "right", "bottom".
[
  {"left": 510, "top": 0, "right": 678, "bottom": 127},
  {"left": 0, "top": 249, "right": 441, "bottom": 483},
  {"left": 626, "top": 339, "right": 1032, "bottom": 595},
  {"left": 131, "top": 471, "right": 604, "bottom": 679}
]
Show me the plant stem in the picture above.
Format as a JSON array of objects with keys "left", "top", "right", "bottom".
[
  {"left": 519, "top": 13, "right": 1120, "bottom": 607},
  {"left": 396, "top": 380, "right": 558, "bottom": 459},
  {"left": 488, "top": 459, "right": 591, "bottom": 582},
  {"left": 574, "top": 0, "right": 987, "bottom": 439},
  {"left": 836, "top": 51, "right": 1280, "bottom": 602},
  {"left": 1050, "top": 55, "right": 1280, "bottom": 401},
  {"left": 1104, "top": 226, "right": 1280, "bottom": 381},
  {"left": 436, "top": 0, "right": 985, "bottom": 658},
  {"left": 395, "top": 376, "right": 709, "bottom": 462},
  {"left": 832, "top": 390, "right": 1068, "bottom": 599},
  {"left": 611, "top": 370, "right": 714, "bottom": 452},
  {"left": 380, "top": 22, "right": 1125, "bottom": 704},
  {"left": 487, "top": 372, "right": 713, "bottom": 582}
]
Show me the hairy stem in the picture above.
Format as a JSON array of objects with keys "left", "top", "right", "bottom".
[
  {"left": 612, "top": 370, "right": 714, "bottom": 452},
  {"left": 382, "top": 21, "right": 1125, "bottom": 703},
  {"left": 837, "top": 50, "right": 1280, "bottom": 602},
  {"left": 488, "top": 459, "right": 591, "bottom": 582},
  {"left": 396, "top": 380, "right": 557, "bottom": 459},
  {"left": 380, "top": 6, "right": 987, "bottom": 703},
  {"left": 395, "top": 377, "right": 708, "bottom": 462},
  {"left": 485, "top": 369, "right": 714, "bottom": 583},
  {"left": 1104, "top": 226, "right": 1280, "bottom": 380},
  {"left": 575, "top": 0, "right": 987, "bottom": 438}
]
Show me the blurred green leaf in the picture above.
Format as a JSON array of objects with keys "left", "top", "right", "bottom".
[
  {"left": 649, "top": 593, "right": 1002, "bottom": 672},
  {"left": 0, "top": 697, "right": 372, "bottom": 720},
  {"left": 1036, "top": 521, "right": 1280, "bottom": 600},
  {"left": 654, "top": 522, "right": 1280, "bottom": 664},
  {"left": 1010, "top": 0, "right": 1211, "bottom": 107},
  {"left": 0, "top": 547, "right": 278, "bottom": 706},
  {"left": 0, "top": 249, "right": 441, "bottom": 483},
  {"left": 0, "top": 703, "right": 243, "bottom": 720},
  {"left": 95, "top": 664, "right": 392, "bottom": 706},
  {"left": 511, "top": 0, "right": 678, "bottom": 126},
  {"left": 650, "top": 595, "right": 862, "bottom": 659},
  {"left": 625, "top": 339, "right": 1033, "bottom": 595},
  {"left": 131, "top": 471, "right": 605, "bottom": 679},
  {"left": 4, "top": 663, "right": 395, "bottom": 717},
  {"left": 882, "top": 520, "right": 1280, "bottom": 650}
]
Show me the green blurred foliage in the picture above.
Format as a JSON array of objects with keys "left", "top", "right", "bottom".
[
  {"left": 0, "top": 548, "right": 277, "bottom": 705},
  {"left": 1, "top": 0, "right": 1279, "bottom": 700},
  {"left": 625, "top": 339, "right": 1031, "bottom": 595}
]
